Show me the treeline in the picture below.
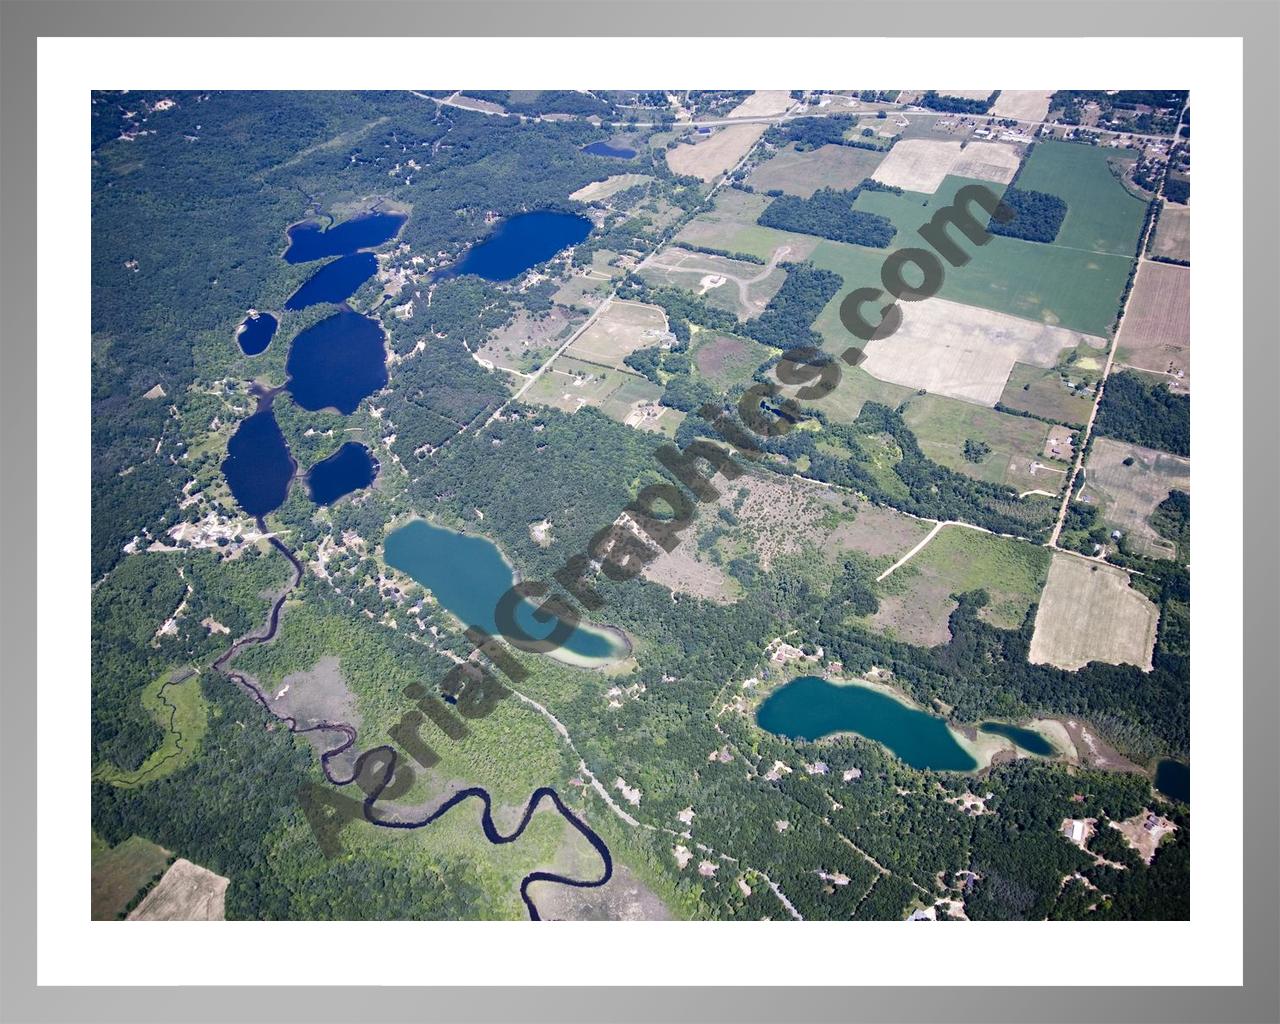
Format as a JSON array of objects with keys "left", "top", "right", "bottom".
[
  {"left": 763, "top": 115, "right": 890, "bottom": 153},
  {"left": 758, "top": 186, "right": 897, "bottom": 248},
  {"left": 458, "top": 90, "right": 614, "bottom": 117},
  {"left": 918, "top": 91, "right": 999, "bottom": 114},
  {"left": 1094, "top": 370, "right": 1190, "bottom": 456}
]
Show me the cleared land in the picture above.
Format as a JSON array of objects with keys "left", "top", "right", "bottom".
[
  {"left": 747, "top": 143, "right": 886, "bottom": 198},
  {"left": 127, "top": 858, "right": 230, "bottom": 921},
  {"left": 858, "top": 295, "right": 1105, "bottom": 407},
  {"left": 523, "top": 355, "right": 681, "bottom": 437},
  {"left": 570, "top": 173, "right": 651, "bottom": 203},
  {"left": 566, "top": 299, "right": 671, "bottom": 369},
  {"left": 998, "top": 358, "right": 1098, "bottom": 426},
  {"left": 673, "top": 187, "right": 820, "bottom": 262},
  {"left": 666, "top": 124, "right": 766, "bottom": 182},
  {"left": 92, "top": 835, "right": 171, "bottom": 920},
  {"left": 1079, "top": 437, "right": 1191, "bottom": 560},
  {"left": 1150, "top": 202, "right": 1190, "bottom": 263},
  {"left": 478, "top": 306, "right": 584, "bottom": 374},
  {"left": 1115, "top": 261, "right": 1190, "bottom": 392},
  {"left": 899, "top": 392, "right": 1068, "bottom": 494},
  {"left": 692, "top": 330, "right": 775, "bottom": 390},
  {"left": 727, "top": 90, "right": 795, "bottom": 118},
  {"left": 871, "top": 139, "right": 1020, "bottom": 193},
  {"left": 1029, "top": 554, "right": 1158, "bottom": 671},
  {"left": 870, "top": 525, "right": 1051, "bottom": 646},
  {"left": 990, "top": 90, "right": 1054, "bottom": 122},
  {"left": 640, "top": 246, "right": 787, "bottom": 321}
]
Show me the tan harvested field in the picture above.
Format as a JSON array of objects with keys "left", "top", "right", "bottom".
[
  {"left": 728, "top": 90, "right": 795, "bottom": 118},
  {"left": 570, "top": 173, "right": 651, "bottom": 203},
  {"left": 478, "top": 306, "right": 584, "bottom": 373},
  {"left": 1150, "top": 202, "right": 1190, "bottom": 263},
  {"left": 566, "top": 299, "right": 670, "bottom": 369},
  {"left": 746, "top": 143, "right": 886, "bottom": 198},
  {"left": 859, "top": 296, "right": 1105, "bottom": 406},
  {"left": 639, "top": 246, "right": 787, "bottom": 320},
  {"left": 990, "top": 90, "right": 1054, "bottom": 122},
  {"left": 1028, "top": 554, "right": 1158, "bottom": 671},
  {"left": 871, "top": 139, "right": 1021, "bottom": 193},
  {"left": 127, "top": 858, "right": 229, "bottom": 921},
  {"left": 1079, "top": 437, "right": 1190, "bottom": 560},
  {"left": 666, "top": 124, "right": 766, "bottom": 181},
  {"left": 449, "top": 93, "right": 507, "bottom": 114},
  {"left": 1115, "top": 261, "right": 1190, "bottom": 391}
]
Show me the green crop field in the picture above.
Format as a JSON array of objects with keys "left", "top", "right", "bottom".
[{"left": 1012, "top": 141, "right": 1148, "bottom": 256}]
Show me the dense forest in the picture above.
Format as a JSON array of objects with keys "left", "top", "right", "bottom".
[
  {"left": 988, "top": 187, "right": 1068, "bottom": 243},
  {"left": 758, "top": 186, "right": 897, "bottom": 247},
  {"left": 918, "top": 91, "right": 999, "bottom": 114},
  {"left": 1095, "top": 370, "right": 1191, "bottom": 456}
]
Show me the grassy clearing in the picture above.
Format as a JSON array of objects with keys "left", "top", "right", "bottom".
[
  {"left": 747, "top": 143, "right": 886, "bottom": 198},
  {"left": 91, "top": 833, "right": 172, "bottom": 920},
  {"left": 692, "top": 331, "right": 776, "bottom": 390},
  {"left": 93, "top": 670, "right": 208, "bottom": 789},
  {"left": 998, "top": 359, "right": 1097, "bottom": 426},
  {"left": 1080, "top": 436, "right": 1191, "bottom": 560}
]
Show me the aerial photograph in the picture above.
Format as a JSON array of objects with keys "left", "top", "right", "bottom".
[{"left": 90, "top": 88, "right": 1191, "bottom": 923}]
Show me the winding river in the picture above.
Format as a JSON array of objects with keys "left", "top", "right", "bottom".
[{"left": 211, "top": 531, "right": 612, "bottom": 920}]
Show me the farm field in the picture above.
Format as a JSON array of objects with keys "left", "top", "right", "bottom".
[
  {"left": 747, "top": 143, "right": 886, "bottom": 198},
  {"left": 727, "top": 90, "right": 795, "bottom": 118},
  {"left": 998, "top": 359, "right": 1098, "bottom": 426},
  {"left": 868, "top": 525, "right": 1052, "bottom": 647},
  {"left": 691, "top": 330, "right": 776, "bottom": 390},
  {"left": 899, "top": 391, "right": 1067, "bottom": 494},
  {"left": 639, "top": 247, "right": 787, "bottom": 320},
  {"left": 666, "top": 124, "right": 766, "bottom": 181},
  {"left": 570, "top": 173, "right": 651, "bottom": 203},
  {"left": 1150, "top": 202, "right": 1190, "bottom": 263},
  {"left": 91, "top": 834, "right": 172, "bottom": 920},
  {"left": 674, "top": 188, "right": 819, "bottom": 261},
  {"left": 803, "top": 174, "right": 1137, "bottom": 339},
  {"left": 565, "top": 299, "right": 670, "bottom": 369},
  {"left": 855, "top": 295, "right": 1106, "bottom": 406},
  {"left": 990, "top": 90, "right": 1054, "bottom": 122},
  {"left": 1114, "top": 261, "right": 1190, "bottom": 392},
  {"left": 1079, "top": 436, "right": 1191, "bottom": 560},
  {"left": 127, "top": 858, "right": 230, "bottom": 921},
  {"left": 1028, "top": 554, "right": 1159, "bottom": 671},
  {"left": 1013, "top": 140, "right": 1148, "bottom": 256},
  {"left": 871, "top": 139, "right": 1021, "bottom": 193}
]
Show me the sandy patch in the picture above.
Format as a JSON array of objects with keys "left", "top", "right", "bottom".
[
  {"left": 1029, "top": 554, "right": 1158, "bottom": 671},
  {"left": 1110, "top": 811, "right": 1177, "bottom": 864}
]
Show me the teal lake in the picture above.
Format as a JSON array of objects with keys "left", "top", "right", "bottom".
[
  {"left": 978, "top": 721, "right": 1056, "bottom": 756},
  {"left": 755, "top": 676, "right": 977, "bottom": 771},
  {"left": 383, "top": 519, "right": 625, "bottom": 663}
]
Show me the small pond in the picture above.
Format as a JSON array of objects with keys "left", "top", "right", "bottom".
[{"left": 306, "top": 442, "right": 378, "bottom": 505}]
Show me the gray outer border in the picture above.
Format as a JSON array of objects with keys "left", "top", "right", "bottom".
[{"left": 1, "top": 1, "right": 1275, "bottom": 1022}]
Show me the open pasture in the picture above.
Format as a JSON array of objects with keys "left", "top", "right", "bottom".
[
  {"left": 1080, "top": 437, "right": 1190, "bottom": 560},
  {"left": 869, "top": 525, "right": 1052, "bottom": 647},
  {"left": 639, "top": 246, "right": 787, "bottom": 320},
  {"left": 127, "top": 858, "right": 230, "bottom": 921},
  {"left": 666, "top": 124, "right": 766, "bottom": 182},
  {"left": 1150, "top": 202, "right": 1190, "bottom": 263},
  {"left": 478, "top": 306, "right": 583, "bottom": 374},
  {"left": 998, "top": 358, "right": 1098, "bottom": 426},
  {"left": 674, "top": 188, "right": 820, "bottom": 261},
  {"left": 857, "top": 295, "right": 1104, "bottom": 407},
  {"left": 990, "top": 90, "right": 1054, "bottom": 122},
  {"left": 1115, "top": 261, "right": 1190, "bottom": 391},
  {"left": 92, "top": 835, "right": 171, "bottom": 920},
  {"left": 871, "top": 139, "right": 1020, "bottom": 193},
  {"left": 900, "top": 392, "right": 1066, "bottom": 494},
  {"left": 566, "top": 299, "right": 670, "bottom": 369},
  {"left": 692, "top": 331, "right": 775, "bottom": 390},
  {"left": 1028, "top": 554, "right": 1158, "bottom": 671},
  {"left": 747, "top": 143, "right": 886, "bottom": 198}
]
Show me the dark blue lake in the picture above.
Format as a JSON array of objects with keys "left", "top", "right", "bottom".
[
  {"left": 283, "top": 211, "right": 407, "bottom": 264},
  {"left": 222, "top": 406, "right": 294, "bottom": 518},
  {"left": 383, "top": 520, "right": 627, "bottom": 664},
  {"left": 307, "top": 442, "right": 378, "bottom": 505},
  {"left": 284, "top": 252, "right": 378, "bottom": 310},
  {"left": 582, "top": 141, "right": 637, "bottom": 159},
  {"left": 236, "top": 311, "right": 277, "bottom": 356},
  {"left": 286, "top": 310, "right": 388, "bottom": 414},
  {"left": 1154, "top": 759, "right": 1190, "bottom": 804},
  {"left": 755, "top": 676, "right": 977, "bottom": 771},
  {"left": 439, "top": 211, "right": 592, "bottom": 282},
  {"left": 978, "top": 721, "right": 1056, "bottom": 756}
]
